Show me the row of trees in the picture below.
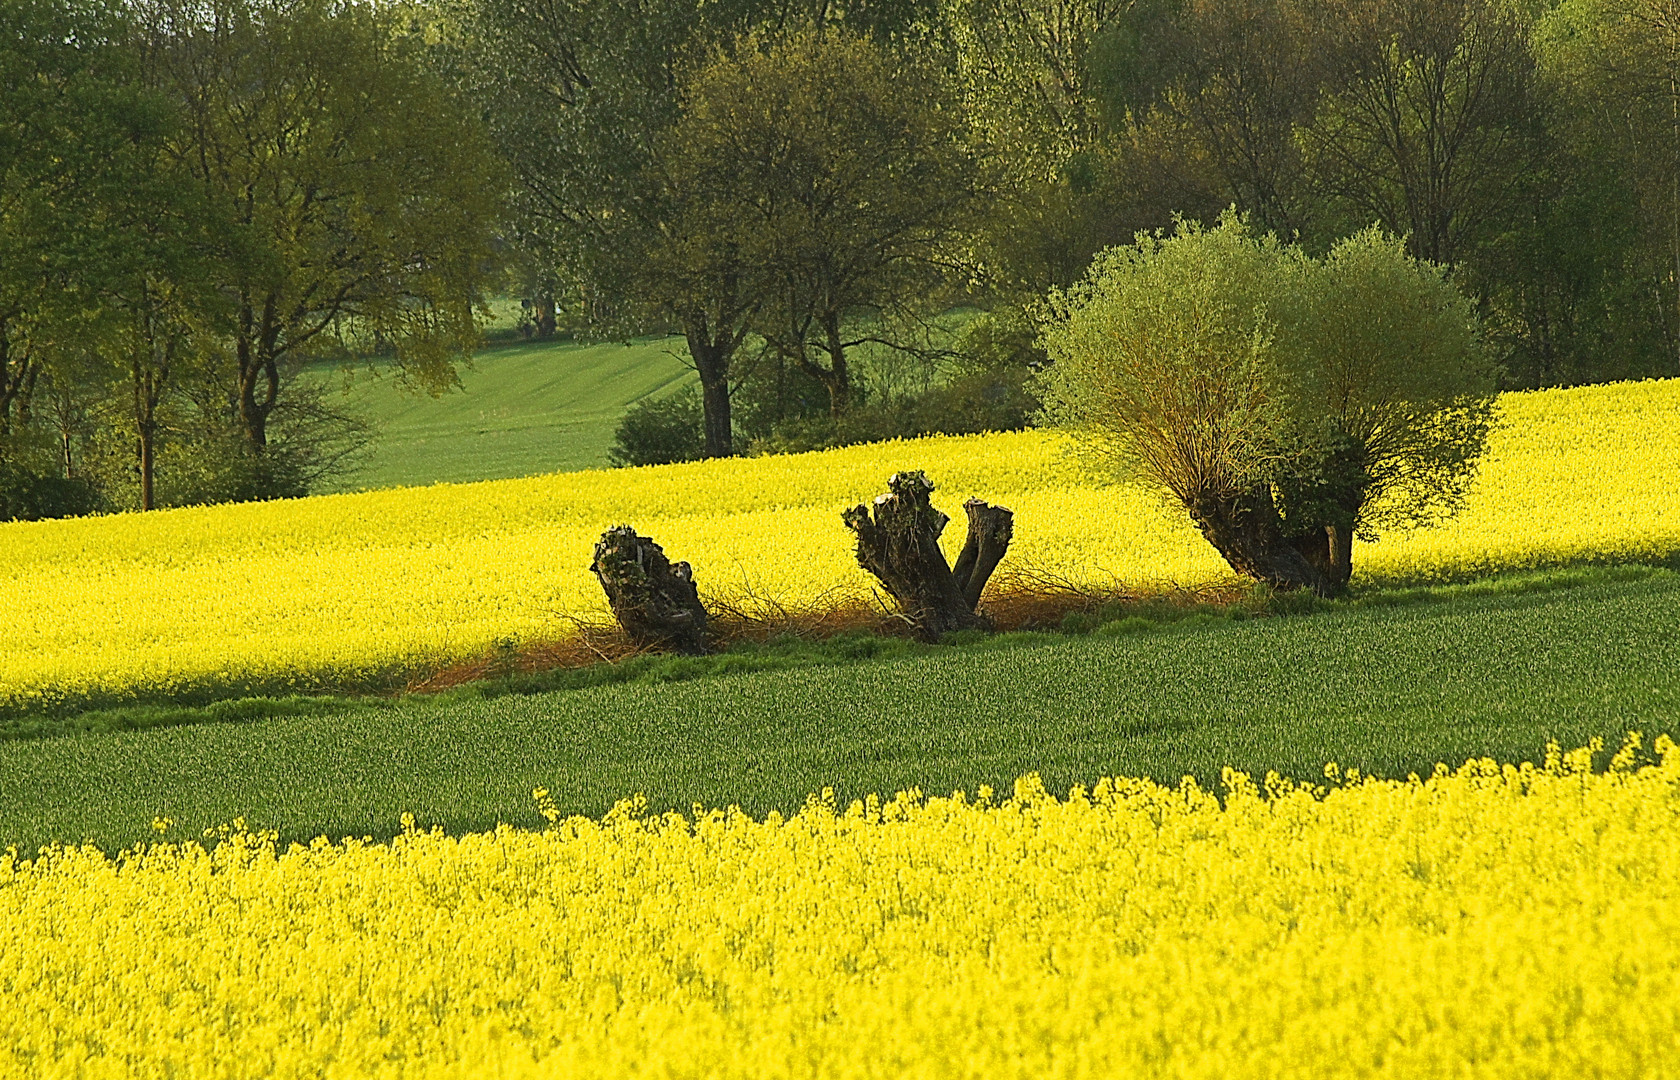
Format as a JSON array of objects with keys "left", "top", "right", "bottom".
[
  {"left": 4, "top": 0, "right": 1677, "bottom": 518},
  {"left": 459, "top": 0, "right": 1680, "bottom": 465},
  {"left": 1, "top": 0, "right": 500, "bottom": 515}
]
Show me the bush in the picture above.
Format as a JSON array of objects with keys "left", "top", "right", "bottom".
[
  {"left": 0, "top": 460, "right": 100, "bottom": 521},
  {"left": 1038, "top": 212, "right": 1496, "bottom": 596},
  {"left": 609, "top": 386, "right": 706, "bottom": 467}
]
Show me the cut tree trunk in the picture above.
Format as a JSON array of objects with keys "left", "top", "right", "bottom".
[
  {"left": 843, "top": 471, "right": 1013, "bottom": 641},
  {"left": 590, "top": 525, "right": 708, "bottom": 654},
  {"left": 951, "top": 498, "right": 1015, "bottom": 610}
]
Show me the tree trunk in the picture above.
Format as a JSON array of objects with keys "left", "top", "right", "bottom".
[
  {"left": 534, "top": 293, "right": 557, "bottom": 339},
  {"left": 821, "top": 309, "right": 850, "bottom": 416},
  {"left": 1190, "top": 487, "right": 1335, "bottom": 596},
  {"left": 1326, "top": 524, "right": 1353, "bottom": 593},
  {"left": 235, "top": 298, "right": 281, "bottom": 448},
  {"left": 684, "top": 318, "right": 735, "bottom": 459},
  {"left": 1287, "top": 524, "right": 1354, "bottom": 595},
  {"left": 843, "top": 471, "right": 1013, "bottom": 641},
  {"left": 951, "top": 498, "right": 1014, "bottom": 609},
  {"left": 134, "top": 309, "right": 169, "bottom": 513},
  {"left": 138, "top": 426, "right": 155, "bottom": 512},
  {"left": 590, "top": 525, "right": 709, "bottom": 654},
  {"left": 0, "top": 322, "right": 36, "bottom": 439}
]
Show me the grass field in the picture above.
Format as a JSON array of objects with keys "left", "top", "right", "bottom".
[
  {"left": 306, "top": 336, "right": 694, "bottom": 490},
  {"left": 3, "top": 565, "right": 1672, "bottom": 855},
  {"left": 8, "top": 346, "right": 1680, "bottom": 1075}
]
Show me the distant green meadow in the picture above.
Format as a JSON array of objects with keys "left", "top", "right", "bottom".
[{"left": 306, "top": 334, "right": 694, "bottom": 490}]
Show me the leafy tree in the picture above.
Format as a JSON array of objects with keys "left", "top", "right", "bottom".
[
  {"left": 1269, "top": 228, "right": 1498, "bottom": 589},
  {"left": 0, "top": 0, "right": 156, "bottom": 438},
  {"left": 1298, "top": 0, "right": 1540, "bottom": 268},
  {"left": 0, "top": 0, "right": 185, "bottom": 516},
  {"left": 672, "top": 29, "right": 981, "bottom": 416},
  {"left": 1474, "top": 118, "right": 1661, "bottom": 387},
  {"left": 941, "top": 0, "right": 1132, "bottom": 185},
  {"left": 1538, "top": 0, "right": 1680, "bottom": 374},
  {"left": 1147, "top": 0, "right": 1324, "bottom": 238},
  {"left": 940, "top": 0, "right": 1186, "bottom": 295},
  {"left": 1039, "top": 214, "right": 1495, "bottom": 596},
  {"left": 132, "top": 0, "right": 502, "bottom": 455},
  {"left": 450, "top": 0, "right": 770, "bottom": 457}
]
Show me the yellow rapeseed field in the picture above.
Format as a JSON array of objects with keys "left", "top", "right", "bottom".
[
  {"left": 3, "top": 738, "right": 1678, "bottom": 1078},
  {"left": 2, "top": 378, "right": 1676, "bottom": 710}
]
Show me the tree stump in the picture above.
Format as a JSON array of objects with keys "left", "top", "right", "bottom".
[
  {"left": 842, "top": 471, "right": 1014, "bottom": 641},
  {"left": 590, "top": 525, "right": 708, "bottom": 654}
]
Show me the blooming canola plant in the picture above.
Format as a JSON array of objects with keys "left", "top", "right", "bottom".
[
  {"left": 1, "top": 379, "right": 1676, "bottom": 710},
  {"left": 3, "top": 738, "right": 1678, "bottom": 1078}
]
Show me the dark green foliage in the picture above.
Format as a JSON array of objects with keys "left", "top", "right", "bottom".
[
  {"left": 2, "top": 567, "right": 1675, "bottom": 853},
  {"left": 0, "top": 459, "right": 101, "bottom": 522},
  {"left": 608, "top": 385, "right": 707, "bottom": 467},
  {"left": 669, "top": 28, "right": 981, "bottom": 419}
]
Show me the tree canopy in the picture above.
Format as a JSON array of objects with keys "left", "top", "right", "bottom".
[
  {"left": 669, "top": 29, "right": 981, "bottom": 417},
  {"left": 4, "top": 0, "right": 1676, "bottom": 518}
]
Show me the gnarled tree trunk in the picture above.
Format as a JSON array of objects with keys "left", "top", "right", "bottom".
[
  {"left": 590, "top": 525, "right": 709, "bottom": 654},
  {"left": 1188, "top": 486, "right": 1336, "bottom": 597},
  {"left": 843, "top": 471, "right": 1013, "bottom": 641}
]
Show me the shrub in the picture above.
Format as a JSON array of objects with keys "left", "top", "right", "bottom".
[
  {"left": 0, "top": 460, "right": 100, "bottom": 521},
  {"left": 609, "top": 386, "right": 706, "bottom": 467},
  {"left": 1038, "top": 213, "right": 1497, "bottom": 596}
]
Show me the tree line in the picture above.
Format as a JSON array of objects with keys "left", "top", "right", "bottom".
[{"left": 3, "top": 0, "right": 1675, "bottom": 518}]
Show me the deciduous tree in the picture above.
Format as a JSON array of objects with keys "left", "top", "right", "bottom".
[
  {"left": 1039, "top": 214, "right": 1495, "bottom": 596},
  {"left": 133, "top": 0, "right": 501, "bottom": 456},
  {"left": 1539, "top": 0, "right": 1680, "bottom": 373},
  {"left": 673, "top": 29, "right": 981, "bottom": 416},
  {"left": 1298, "top": 0, "right": 1539, "bottom": 267}
]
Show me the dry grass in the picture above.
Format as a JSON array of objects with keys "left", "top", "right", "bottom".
[{"left": 405, "top": 571, "right": 1261, "bottom": 696}]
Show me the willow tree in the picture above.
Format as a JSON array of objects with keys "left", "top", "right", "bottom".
[{"left": 1039, "top": 214, "right": 1496, "bottom": 596}]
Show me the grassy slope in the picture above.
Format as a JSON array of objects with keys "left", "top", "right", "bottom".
[
  {"left": 4, "top": 568, "right": 1674, "bottom": 854},
  {"left": 311, "top": 336, "right": 694, "bottom": 491}
]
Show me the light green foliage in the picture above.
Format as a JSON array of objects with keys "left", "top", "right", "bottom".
[
  {"left": 1275, "top": 228, "right": 1499, "bottom": 535},
  {"left": 940, "top": 0, "right": 1131, "bottom": 184},
  {"left": 1038, "top": 213, "right": 1294, "bottom": 506},
  {"left": 1039, "top": 214, "right": 1495, "bottom": 591}
]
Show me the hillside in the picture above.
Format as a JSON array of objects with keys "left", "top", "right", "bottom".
[
  {"left": 1, "top": 378, "right": 1676, "bottom": 717},
  {"left": 308, "top": 335, "right": 694, "bottom": 491}
]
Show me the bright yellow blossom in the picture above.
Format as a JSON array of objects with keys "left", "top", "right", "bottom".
[
  {"left": 2, "top": 738, "right": 1678, "bottom": 1078},
  {"left": 1, "top": 378, "right": 1676, "bottom": 711}
]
